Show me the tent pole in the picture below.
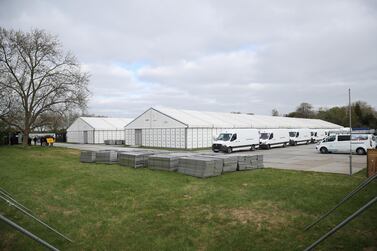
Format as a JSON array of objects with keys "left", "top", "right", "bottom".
[
  {"left": 0, "top": 214, "right": 60, "bottom": 251},
  {"left": 304, "top": 196, "right": 377, "bottom": 251},
  {"left": 304, "top": 172, "right": 377, "bottom": 231}
]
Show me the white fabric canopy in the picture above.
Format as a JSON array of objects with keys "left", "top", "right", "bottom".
[{"left": 155, "top": 107, "right": 342, "bottom": 129}]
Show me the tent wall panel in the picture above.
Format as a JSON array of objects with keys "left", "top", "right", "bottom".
[
  {"left": 67, "top": 131, "right": 85, "bottom": 144},
  {"left": 125, "top": 128, "right": 186, "bottom": 149},
  {"left": 125, "top": 129, "right": 135, "bottom": 145},
  {"left": 93, "top": 130, "right": 124, "bottom": 144}
]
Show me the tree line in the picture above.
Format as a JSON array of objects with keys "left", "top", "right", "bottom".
[{"left": 272, "top": 102, "right": 377, "bottom": 129}]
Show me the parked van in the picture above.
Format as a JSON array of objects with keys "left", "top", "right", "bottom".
[
  {"left": 212, "top": 129, "right": 259, "bottom": 153},
  {"left": 289, "top": 129, "right": 311, "bottom": 145},
  {"left": 316, "top": 134, "right": 376, "bottom": 155},
  {"left": 259, "top": 129, "right": 290, "bottom": 149},
  {"left": 310, "top": 129, "right": 328, "bottom": 143}
]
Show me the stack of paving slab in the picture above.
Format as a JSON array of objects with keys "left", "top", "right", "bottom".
[
  {"left": 201, "top": 154, "right": 238, "bottom": 173},
  {"left": 237, "top": 155, "right": 264, "bottom": 170},
  {"left": 104, "top": 140, "right": 117, "bottom": 145},
  {"left": 80, "top": 150, "right": 97, "bottom": 163},
  {"left": 115, "top": 140, "right": 124, "bottom": 145},
  {"left": 118, "top": 151, "right": 157, "bottom": 168},
  {"left": 148, "top": 152, "right": 195, "bottom": 172},
  {"left": 177, "top": 155, "right": 223, "bottom": 178},
  {"left": 95, "top": 150, "right": 118, "bottom": 164}
]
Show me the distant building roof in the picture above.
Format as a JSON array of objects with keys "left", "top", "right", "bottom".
[{"left": 68, "top": 117, "right": 133, "bottom": 131}]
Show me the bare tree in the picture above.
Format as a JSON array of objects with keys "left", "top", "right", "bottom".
[
  {"left": 0, "top": 87, "right": 11, "bottom": 118},
  {"left": 287, "top": 102, "right": 315, "bottom": 118},
  {"left": 296, "top": 102, "right": 315, "bottom": 118},
  {"left": 271, "top": 108, "right": 279, "bottom": 116},
  {"left": 0, "top": 27, "right": 89, "bottom": 145}
]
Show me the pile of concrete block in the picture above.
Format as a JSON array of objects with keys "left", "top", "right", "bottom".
[
  {"left": 177, "top": 156, "right": 223, "bottom": 178},
  {"left": 80, "top": 150, "right": 97, "bottom": 163},
  {"left": 203, "top": 154, "right": 238, "bottom": 173},
  {"left": 95, "top": 150, "right": 118, "bottom": 164},
  {"left": 237, "top": 155, "right": 264, "bottom": 170},
  {"left": 118, "top": 151, "right": 156, "bottom": 168},
  {"left": 104, "top": 140, "right": 117, "bottom": 145},
  {"left": 148, "top": 153, "right": 193, "bottom": 171},
  {"left": 115, "top": 140, "right": 124, "bottom": 145}
]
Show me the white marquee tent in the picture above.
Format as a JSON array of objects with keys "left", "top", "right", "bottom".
[
  {"left": 67, "top": 117, "right": 133, "bottom": 144},
  {"left": 124, "top": 107, "right": 343, "bottom": 149}
]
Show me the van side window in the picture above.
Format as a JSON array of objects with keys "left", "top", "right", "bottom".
[
  {"left": 338, "top": 135, "right": 351, "bottom": 141},
  {"left": 296, "top": 132, "right": 299, "bottom": 137},
  {"left": 269, "top": 133, "right": 273, "bottom": 140},
  {"left": 231, "top": 134, "right": 237, "bottom": 141}
]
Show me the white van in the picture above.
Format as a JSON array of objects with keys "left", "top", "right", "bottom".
[
  {"left": 310, "top": 129, "right": 328, "bottom": 143},
  {"left": 212, "top": 129, "right": 259, "bottom": 153},
  {"left": 289, "top": 129, "right": 311, "bottom": 145},
  {"left": 316, "top": 134, "right": 376, "bottom": 155},
  {"left": 259, "top": 129, "right": 290, "bottom": 149}
]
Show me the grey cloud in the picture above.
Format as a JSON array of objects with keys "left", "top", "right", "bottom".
[{"left": 1, "top": 0, "right": 376, "bottom": 117}]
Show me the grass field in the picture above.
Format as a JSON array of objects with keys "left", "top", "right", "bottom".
[{"left": 0, "top": 146, "right": 376, "bottom": 251}]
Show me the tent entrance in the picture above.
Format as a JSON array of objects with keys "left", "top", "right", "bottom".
[
  {"left": 83, "top": 131, "right": 88, "bottom": 144},
  {"left": 135, "top": 129, "right": 142, "bottom": 145}
]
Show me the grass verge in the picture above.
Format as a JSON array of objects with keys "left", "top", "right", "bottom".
[{"left": 0, "top": 146, "right": 376, "bottom": 251}]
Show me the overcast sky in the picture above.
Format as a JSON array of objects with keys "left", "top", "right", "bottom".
[{"left": 1, "top": 0, "right": 376, "bottom": 118}]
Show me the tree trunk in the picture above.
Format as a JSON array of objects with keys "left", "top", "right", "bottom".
[
  {"left": 23, "top": 127, "right": 30, "bottom": 146},
  {"left": 23, "top": 115, "right": 31, "bottom": 146}
]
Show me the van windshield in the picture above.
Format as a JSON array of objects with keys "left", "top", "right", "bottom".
[
  {"left": 216, "top": 133, "right": 232, "bottom": 141},
  {"left": 289, "top": 132, "right": 296, "bottom": 137},
  {"left": 260, "top": 133, "right": 269, "bottom": 140}
]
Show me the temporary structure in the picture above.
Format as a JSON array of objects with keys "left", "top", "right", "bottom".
[
  {"left": 124, "top": 107, "right": 342, "bottom": 149},
  {"left": 67, "top": 117, "right": 133, "bottom": 144}
]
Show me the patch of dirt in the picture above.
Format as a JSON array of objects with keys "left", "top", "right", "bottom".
[
  {"left": 45, "top": 204, "right": 80, "bottom": 217},
  {"left": 180, "top": 201, "right": 305, "bottom": 230},
  {"left": 221, "top": 207, "right": 287, "bottom": 228},
  {"left": 217, "top": 202, "right": 306, "bottom": 230}
]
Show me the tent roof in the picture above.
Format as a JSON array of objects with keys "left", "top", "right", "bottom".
[
  {"left": 153, "top": 107, "right": 342, "bottom": 129},
  {"left": 79, "top": 117, "right": 133, "bottom": 130}
]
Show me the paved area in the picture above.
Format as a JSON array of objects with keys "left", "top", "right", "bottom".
[
  {"left": 55, "top": 142, "right": 366, "bottom": 175},
  {"left": 55, "top": 142, "right": 149, "bottom": 152}
]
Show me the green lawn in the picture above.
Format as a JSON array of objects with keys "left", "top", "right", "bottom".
[{"left": 0, "top": 146, "right": 376, "bottom": 251}]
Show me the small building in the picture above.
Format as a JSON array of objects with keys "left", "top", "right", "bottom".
[
  {"left": 67, "top": 117, "right": 133, "bottom": 144},
  {"left": 124, "top": 107, "right": 342, "bottom": 149}
]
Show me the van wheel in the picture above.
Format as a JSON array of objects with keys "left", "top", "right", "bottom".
[
  {"left": 282, "top": 143, "right": 286, "bottom": 148},
  {"left": 250, "top": 145, "right": 256, "bottom": 151},
  {"left": 267, "top": 144, "right": 271, "bottom": 150},
  {"left": 320, "top": 147, "right": 328, "bottom": 154},
  {"left": 306, "top": 141, "right": 309, "bottom": 144},
  {"left": 356, "top": 148, "right": 366, "bottom": 155},
  {"left": 227, "top": 147, "right": 232, "bottom": 154}
]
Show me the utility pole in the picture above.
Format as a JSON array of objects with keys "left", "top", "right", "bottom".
[{"left": 349, "top": 88, "right": 352, "bottom": 176}]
